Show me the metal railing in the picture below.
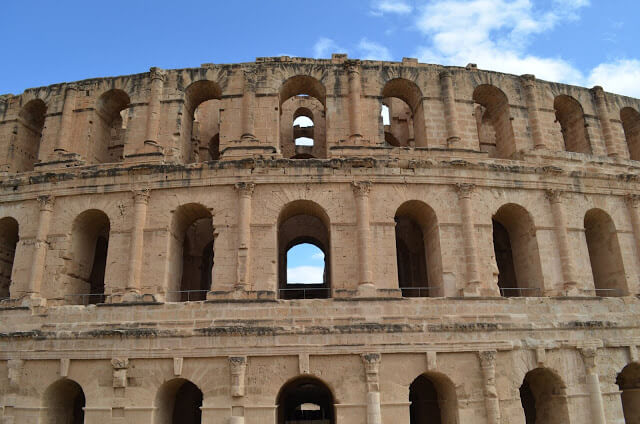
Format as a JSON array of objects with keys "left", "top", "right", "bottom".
[
  {"left": 279, "top": 287, "right": 331, "bottom": 300},
  {"left": 166, "top": 289, "right": 209, "bottom": 302},
  {"left": 64, "top": 293, "right": 106, "bottom": 305},
  {"left": 400, "top": 287, "right": 437, "bottom": 297},
  {"left": 499, "top": 287, "right": 542, "bottom": 297}
]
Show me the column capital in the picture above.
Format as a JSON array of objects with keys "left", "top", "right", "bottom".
[
  {"left": 455, "top": 183, "right": 475, "bottom": 199},
  {"left": 229, "top": 356, "right": 247, "bottom": 397},
  {"left": 243, "top": 67, "right": 258, "bottom": 91},
  {"left": 235, "top": 182, "right": 256, "bottom": 197},
  {"left": 544, "top": 188, "right": 565, "bottom": 203},
  {"left": 361, "top": 353, "right": 381, "bottom": 391},
  {"left": 37, "top": 195, "right": 55, "bottom": 212},
  {"left": 132, "top": 189, "right": 150, "bottom": 204},
  {"left": 478, "top": 350, "right": 497, "bottom": 369},
  {"left": 591, "top": 85, "right": 606, "bottom": 98},
  {"left": 439, "top": 70, "right": 453, "bottom": 80},
  {"left": 149, "top": 67, "right": 166, "bottom": 82},
  {"left": 580, "top": 347, "right": 599, "bottom": 374},
  {"left": 344, "top": 60, "right": 362, "bottom": 75},
  {"left": 352, "top": 181, "right": 372, "bottom": 197},
  {"left": 625, "top": 193, "right": 640, "bottom": 207},
  {"left": 520, "top": 74, "right": 537, "bottom": 87},
  {"left": 65, "top": 83, "right": 79, "bottom": 92}
]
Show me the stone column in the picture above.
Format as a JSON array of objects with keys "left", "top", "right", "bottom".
[
  {"left": 478, "top": 351, "right": 501, "bottom": 424},
  {"left": 545, "top": 190, "right": 578, "bottom": 295},
  {"left": 580, "top": 348, "right": 607, "bottom": 424},
  {"left": 455, "top": 184, "right": 480, "bottom": 295},
  {"left": 625, "top": 194, "right": 640, "bottom": 291},
  {"left": 235, "top": 182, "right": 255, "bottom": 290},
  {"left": 440, "top": 71, "right": 461, "bottom": 147},
  {"left": 54, "top": 84, "right": 77, "bottom": 154},
  {"left": 592, "top": 86, "right": 619, "bottom": 157},
  {"left": 126, "top": 189, "right": 150, "bottom": 294},
  {"left": 145, "top": 67, "right": 165, "bottom": 144},
  {"left": 241, "top": 68, "right": 256, "bottom": 139},
  {"left": 362, "top": 353, "right": 382, "bottom": 424},
  {"left": 347, "top": 61, "right": 363, "bottom": 141},
  {"left": 353, "top": 182, "right": 373, "bottom": 288},
  {"left": 28, "top": 195, "right": 55, "bottom": 299},
  {"left": 521, "top": 75, "right": 546, "bottom": 150}
]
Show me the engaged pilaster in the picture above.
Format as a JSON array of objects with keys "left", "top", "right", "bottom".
[
  {"left": 580, "top": 347, "right": 607, "bottom": 424},
  {"left": 545, "top": 189, "right": 578, "bottom": 295},
  {"left": 53, "top": 84, "right": 78, "bottom": 156},
  {"left": 126, "top": 189, "right": 150, "bottom": 295},
  {"left": 145, "top": 67, "right": 166, "bottom": 145},
  {"left": 361, "top": 353, "right": 382, "bottom": 424},
  {"left": 478, "top": 351, "right": 501, "bottom": 424},
  {"left": 241, "top": 68, "right": 257, "bottom": 140},
  {"left": 592, "top": 86, "right": 619, "bottom": 157},
  {"left": 346, "top": 60, "right": 363, "bottom": 142},
  {"left": 353, "top": 181, "right": 373, "bottom": 291},
  {"left": 440, "top": 71, "right": 461, "bottom": 147},
  {"left": 455, "top": 184, "right": 480, "bottom": 295},
  {"left": 27, "top": 195, "right": 55, "bottom": 302},
  {"left": 521, "top": 75, "right": 546, "bottom": 150},
  {"left": 625, "top": 194, "right": 640, "bottom": 294},
  {"left": 235, "top": 182, "right": 255, "bottom": 290}
]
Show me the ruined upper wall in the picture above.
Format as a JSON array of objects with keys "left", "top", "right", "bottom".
[{"left": 0, "top": 54, "right": 639, "bottom": 174}]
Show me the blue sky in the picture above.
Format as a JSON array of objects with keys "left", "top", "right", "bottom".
[{"left": 2, "top": 0, "right": 639, "bottom": 97}]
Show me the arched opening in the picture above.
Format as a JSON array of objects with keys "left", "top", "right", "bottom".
[
  {"left": 381, "top": 78, "right": 426, "bottom": 147},
  {"left": 278, "top": 200, "right": 331, "bottom": 299},
  {"left": 0, "top": 217, "right": 18, "bottom": 300},
  {"left": 13, "top": 99, "right": 47, "bottom": 172},
  {"left": 69, "top": 210, "right": 110, "bottom": 304},
  {"left": 409, "top": 373, "right": 458, "bottom": 424},
  {"left": 617, "top": 362, "right": 640, "bottom": 424},
  {"left": 621, "top": 107, "right": 640, "bottom": 161},
  {"left": 520, "top": 368, "right": 570, "bottom": 424},
  {"left": 277, "top": 377, "right": 335, "bottom": 424},
  {"left": 554, "top": 95, "right": 591, "bottom": 154},
  {"left": 395, "top": 201, "right": 443, "bottom": 297},
  {"left": 94, "top": 89, "right": 131, "bottom": 163},
  {"left": 492, "top": 204, "right": 543, "bottom": 297},
  {"left": 155, "top": 378, "right": 203, "bottom": 424},
  {"left": 279, "top": 76, "right": 326, "bottom": 159},
  {"left": 169, "top": 203, "right": 214, "bottom": 302},
  {"left": 184, "top": 80, "right": 222, "bottom": 163},
  {"left": 42, "top": 378, "right": 85, "bottom": 424},
  {"left": 473, "top": 85, "right": 516, "bottom": 158},
  {"left": 584, "top": 209, "right": 627, "bottom": 296}
]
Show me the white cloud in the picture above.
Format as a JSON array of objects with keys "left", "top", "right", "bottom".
[
  {"left": 313, "top": 37, "right": 347, "bottom": 58},
  {"left": 412, "top": 0, "right": 590, "bottom": 85},
  {"left": 312, "top": 252, "right": 325, "bottom": 260},
  {"left": 371, "top": 0, "right": 413, "bottom": 15},
  {"left": 287, "top": 266, "right": 324, "bottom": 284},
  {"left": 587, "top": 59, "right": 640, "bottom": 98},
  {"left": 359, "top": 38, "right": 393, "bottom": 61}
]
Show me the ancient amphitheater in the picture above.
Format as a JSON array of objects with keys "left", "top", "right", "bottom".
[{"left": 0, "top": 54, "right": 639, "bottom": 424}]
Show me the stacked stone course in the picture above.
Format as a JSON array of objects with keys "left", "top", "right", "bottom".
[{"left": 0, "top": 54, "right": 640, "bottom": 423}]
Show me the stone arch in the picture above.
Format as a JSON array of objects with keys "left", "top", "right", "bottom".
[
  {"left": 554, "top": 95, "right": 591, "bottom": 154},
  {"left": 41, "top": 378, "right": 85, "bottom": 424},
  {"left": 278, "top": 200, "right": 331, "bottom": 299},
  {"left": 409, "top": 372, "right": 459, "bottom": 424},
  {"left": 394, "top": 200, "right": 443, "bottom": 297},
  {"left": 169, "top": 203, "right": 214, "bottom": 301},
  {"left": 94, "top": 89, "right": 130, "bottom": 163},
  {"left": 0, "top": 217, "right": 19, "bottom": 300},
  {"left": 276, "top": 376, "right": 335, "bottom": 424},
  {"left": 621, "top": 107, "right": 640, "bottom": 161},
  {"left": 616, "top": 362, "right": 640, "bottom": 423},
  {"left": 69, "top": 209, "right": 110, "bottom": 304},
  {"left": 183, "top": 80, "right": 223, "bottom": 163},
  {"left": 13, "top": 98, "right": 47, "bottom": 172},
  {"left": 492, "top": 203, "right": 544, "bottom": 297},
  {"left": 280, "top": 76, "right": 327, "bottom": 159},
  {"left": 473, "top": 84, "right": 516, "bottom": 158},
  {"left": 154, "top": 378, "right": 203, "bottom": 424},
  {"left": 520, "top": 367, "right": 570, "bottom": 424},
  {"left": 584, "top": 208, "right": 628, "bottom": 296},
  {"left": 381, "top": 78, "right": 426, "bottom": 147}
]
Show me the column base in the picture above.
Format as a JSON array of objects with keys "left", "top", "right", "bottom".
[
  {"left": 333, "top": 287, "right": 402, "bottom": 299},
  {"left": 220, "top": 143, "right": 280, "bottom": 160},
  {"left": 462, "top": 280, "right": 482, "bottom": 297},
  {"left": 107, "top": 291, "right": 159, "bottom": 304},
  {"left": 35, "top": 152, "right": 85, "bottom": 171},
  {"left": 207, "top": 289, "right": 276, "bottom": 301}
]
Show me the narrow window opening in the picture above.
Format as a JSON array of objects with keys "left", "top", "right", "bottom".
[
  {"left": 95, "top": 89, "right": 131, "bottom": 163},
  {"left": 0, "top": 217, "right": 19, "bottom": 300},
  {"left": 621, "top": 107, "right": 640, "bottom": 161},
  {"left": 584, "top": 209, "right": 627, "bottom": 296},
  {"left": 554, "top": 95, "right": 591, "bottom": 154},
  {"left": 396, "top": 216, "right": 428, "bottom": 297},
  {"left": 15, "top": 99, "right": 47, "bottom": 172},
  {"left": 473, "top": 84, "right": 516, "bottom": 158},
  {"left": 381, "top": 78, "right": 426, "bottom": 147}
]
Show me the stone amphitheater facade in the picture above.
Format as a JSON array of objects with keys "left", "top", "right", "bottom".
[{"left": 0, "top": 54, "right": 639, "bottom": 424}]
